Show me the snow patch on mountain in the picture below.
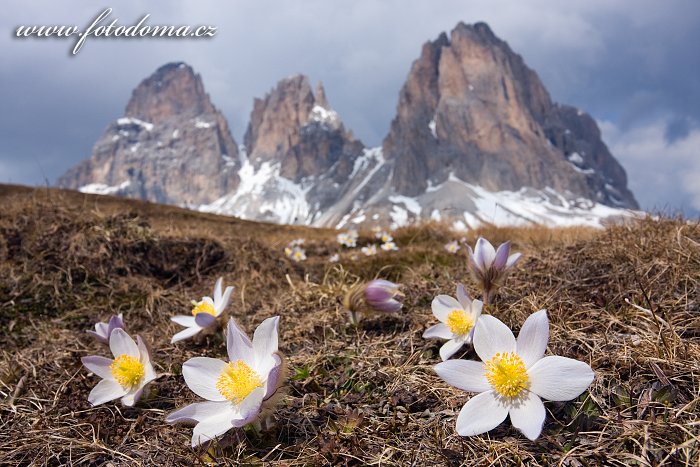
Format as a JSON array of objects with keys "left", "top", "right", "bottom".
[{"left": 80, "top": 180, "right": 131, "bottom": 195}]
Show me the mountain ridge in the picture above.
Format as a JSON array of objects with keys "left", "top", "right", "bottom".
[{"left": 57, "top": 22, "right": 638, "bottom": 229}]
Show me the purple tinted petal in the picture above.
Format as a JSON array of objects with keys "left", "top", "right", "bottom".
[
  {"left": 475, "top": 237, "right": 496, "bottom": 269},
  {"left": 456, "top": 283, "right": 473, "bottom": 309},
  {"left": 506, "top": 252, "right": 523, "bottom": 269},
  {"left": 493, "top": 241, "right": 511, "bottom": 270},
  {"left": 194, "top": 312, "right": 217, "bottom": 328}
]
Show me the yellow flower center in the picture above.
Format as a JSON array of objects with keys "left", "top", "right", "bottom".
[
  {"left": 110, "top": 355, "right": 145, "bottom": 388},
  {"left": 191, "top": 300, "right": 216, "bottom": 317},
  {"left": 484, "top": 352, "right": 529, "bottom": 398},
  {"left": 446, "top": 309, "right": 474, "bottom": 336},
  {"left": 215, "top": 360, "right": 263, "bottom": 403}
]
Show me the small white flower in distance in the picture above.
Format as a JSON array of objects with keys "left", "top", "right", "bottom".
[
  {"left": 81, "top": 328, "right": 157, "bottom": 407},
  {"left": 466, "top": 237, "right": 522, "bottom": 302},
  {"left": 87, "top": 313, "right": 125, "bottom": 344},
  {"left": 287, "top": 246, "right": 306, "bottom": 262},
  {"left": 329, "top": 253, "right": 340, "bottom": 263},
  {"left": 171, "top": 278, "right": 234, "bottom": 343},
  {"left": 337, "top": 231, "right": 357, "bottom": 248},
  {"left": 377, "top": 231, "right": 393, "bottom": 243},
  {"left": 361, "top": 244, "right": 378, "bottom": 256},
  {"left": 423, "top": 284, "right": 483, "bottom": 360},
  {"left": 434, "top": 310, "right": 594, "bottom": 440},
  {"left": 166, "top": 317, "right": 284, "bottom": 447},
  {"left": 444, "top": 240, "right": 461, "bottom": 254},
  {"left": 381, "top": 241, "right": 398, "bottom": 251}
]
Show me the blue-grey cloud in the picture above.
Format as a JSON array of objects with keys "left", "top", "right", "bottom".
[{"left": 1, "top": 0, "right": 699, "bottom": 217}]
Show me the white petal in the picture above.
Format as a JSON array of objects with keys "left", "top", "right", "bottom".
[
  {"left": 136, "top": 336, "right": 151, "bottom": 366},
  {"left": 432, "top": 295, "right": 463, "bottom": 322},
  {"left": 121, "top": 386, "right": 145, "bottom": 407},
  {"left": 226, "top": 318, "right": 254, "bottom": 364},
  {"left": 455, "top": 390, "right": 508, "bottom": 436},
  {"left": 171, "top": 315, "right": 197, "bottom": 327},
  {"left": 216, "top": 286, "right": 234, "bottom": 316},
  {"left": 81, "top": 356, "right": 114, "bottom": 380},
  {"left": 439, "top": 339, "right": 465, "bottom": 361},
  {"left": 109, "top": 328, "right": 139, "bottom": 358},
  {"left": 182, "top": 357, "right": 227, "bottom": 402},
  {"left": 475, "top": 237, "right": 496, "bottom": 269},
  {"left": 434, "top": 359, "right": 490, "bottom": 393},
  {"left": 506, "top": 252, "right": 523, "bottom": 269},
  {"left": 191, "top": 406, "right": 238, "bottom": 447},
  {"left": 509, "top": 391, "right": 546, "bottom": 440},
  {"left": 467, "top": 245, "right": 483, "bottom": 273},
  {"left": 469, "top": 299, "right": 484, "bottom": 321},
  {"left": 86, "top": 330, "right": 109, "bottom": 344},
  {"left": 253, "top": 316, "right": 279, "bottom": 367},
  {"left": 213, "top": 277, "right": 223, "bottom": 304},
  {"left": 171, "top": 326, "right": 202, "bottom": 343},
  {"left": 516, "top": 309, "right": 549, "bottom": 368},
  {"left": 473, "top": 315, "right": 516, "bottom": 362},
  {"left": 232, "top": 386, "right": 265, "bottom": 427},
  {"left": 194, "top": 312, "right": 217, "bottom": 328},
  {"left": 166, "top": 401, "right": 231, "bottom": 424},
  {"left": 263, "top": 354, "right": 283, "bottom": 399},
  {"left": 422, "top": 323, "right": 453, "bottom": 340},
  {"left": 528, "top": 356, "right": 594, "bottom": 401},
  {"left": 88, "top": 379, "right": 127, "bottom": 406},
  {"left": 456, "top": 283, "right": 472, "bottom": 309}
]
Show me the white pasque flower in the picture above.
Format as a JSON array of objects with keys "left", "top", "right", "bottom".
[
  {"left": 81, "top": 328, "right": 157, "bottom": 407},
  {"left": 171, "top": 277, "right": 234, "bottom": 343},
  {"left": 361, "top": 244, "right": 378, "bottom": 256},
  {"left": 87, "top": 313, "right": 125, "bottom": 344},
  {"left": 381, "top": 241, "right": 398, "bottom": 251},
  {"left": 377, "top": 231, "right": 393, "bottom": 243},
  {"left": 434, "top": 310, "right": 594, "bottom": 440},
  {"left": 423, "top": 284, "right": 483, "bottom": 361},
  {"left": 444, "top": 240, "right": 461, "bottom": 254},
  {"left": 337, "top": 229, "right": 358, "bottom": 248},
  {"left": 166, "top": 317, "right": 284, "bottom": 447}
]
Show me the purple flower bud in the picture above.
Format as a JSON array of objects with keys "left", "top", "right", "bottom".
[
  {"left": 343, "top": 279, "right": 403, "bottom": 324},
  {"left": 87, "top": 313, "right": 125, "bottom": 344},
  {"left": 467, "top": 237, "right": 522, "bottom": 304}
]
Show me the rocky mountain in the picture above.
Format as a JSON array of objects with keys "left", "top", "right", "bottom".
[
  {"left": 57, "top": 63, "right": 240, "bottom": 206},
  {"left": 58, "top": 22, "right": 639, "bottom": 229}
]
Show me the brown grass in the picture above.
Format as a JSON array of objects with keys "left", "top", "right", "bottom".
[{"left": 0, "top": 184, "right": 698, "bottom": 466}]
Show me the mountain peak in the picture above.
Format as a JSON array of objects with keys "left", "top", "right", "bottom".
[{"left": 124, "top": 62, "right": 216, "bottom": 123}]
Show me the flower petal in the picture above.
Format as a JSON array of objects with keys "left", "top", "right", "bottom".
[
  {"left": 516, "top": 309, "right": 549, "bottom": 368},
  {"left": 506, "top": 252, "right": 523, "bottom": 269},
  {"left": 263, "top": 354, "right": 283, "bottom": 400},
  {"left": 434, "top": 359, "right": 490, "bottom": 393},
  {"left": 171, "top": 315, "right": 197, "bottom": 327},
  {"left": 191, "top": 407, "right": 238, "bottom": 447},
  {"left": 475, "top": 237, "right": 496, "bottom": 270},
  {"left": 121, "top": 385, "right": 146, "bottom": 407},
  {"left": 226, "top": 318, "right": 254, "bottom": 364},
  {"left": 423, "top": 323, "right": 453, "bottom": 340},
  {"left": 213, "top": 277, "right": 223, "bottom": 304},
  {"left": 456, "top": 283, "right": 472, "bottom": 309},
  {"left": 527, "top": 356, "right": 594, "bottom": 401},
  {"left": 232, "top": 386, "right": 265, "bottom": 427},
  {"left": 252, "top": 316, "right": 279, "bottom": 368},
  {"left": 182, "top": 357, "right": 227, "bottom": 402},
  {"left": 86, "top": 329, "right": 108, "bottom": 344},
  {"left": 493, "top": 241, "right": 511, "bottom": 270},
  {"left": 439, "top": 339, "right": 465, "bottom": 361},
  {"left": 473, "top": 315, "right": 516, "bottom": 362},
  {"left": 171, "top": 326, "right": 202, "bottom": 344},
  {"left": 88, "top": 379, "right": 127, "bottom": 406},
  {"left": 194, "top": 312, "right": 217, "bottom": 328},
  {"left": 109, "top": 328, "right": 139, "bottom": 358},
  {"left": 466, "top": 245, "right": 483, "bottom": 273},
  {"left": 108, "top": 314, "right": 124, "bottom": 333},
  {"left": 216, "top": 286, "right": 234, "bottom": 316},
  {"left": 432, "top": 295, "right": 463, "bottom": 322},
  {"left": 455, "top": 390, "right": 508, "bottom": 437},
  {"left": 509, "top": 391, "right": 546, "bottom": 440},
  {"left": 81, "top": 356, "right": 115, "bottom": 380},
  {"left": 469, "top": 299, "right": 484, "bottom": 321},
  {"left": 166, "top": 401, "right": 231, "bottom": 424}
]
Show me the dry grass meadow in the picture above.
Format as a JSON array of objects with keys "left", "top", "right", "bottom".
[{"left": 0, "top": 184, "right": 698, "bottom": 466}]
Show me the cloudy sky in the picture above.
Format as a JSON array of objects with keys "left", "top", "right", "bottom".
[{"left": 1, "top": 0, "right": 699, "bottom": 216}]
